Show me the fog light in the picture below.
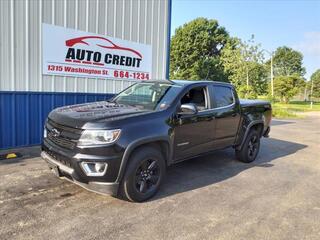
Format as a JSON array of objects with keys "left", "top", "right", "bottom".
[
  {"left": 80, "top": 162, "right": 107, "bottom": 176},
  {"left": 95, "top": 163, "right": 106, "bottom": 173}
]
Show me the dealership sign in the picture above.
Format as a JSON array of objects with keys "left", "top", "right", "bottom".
[{"left": 42, "top": 23, "right": 152, "bottom": 80}]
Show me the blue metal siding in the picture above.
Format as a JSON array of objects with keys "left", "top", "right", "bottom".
[{"left": 0, "top": 91, "right": 114, "bottom": 149}]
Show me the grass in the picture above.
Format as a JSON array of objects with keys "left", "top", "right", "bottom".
[
  {"left": 271, "top": 107, "right": 301, "bottom": 119},
  {"left": 257, "top": 96, "right": 320, "bottom": 118},
  {"left": 272, "top": 101, "right": 320, "bottom": 119}
]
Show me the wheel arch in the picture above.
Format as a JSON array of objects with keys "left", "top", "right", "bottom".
[
  {"left": 116, "top": 136, "right": 172, "bottom": 183},
  {"left": 236, "top": 120, "right": 264, "bottom": 150}
]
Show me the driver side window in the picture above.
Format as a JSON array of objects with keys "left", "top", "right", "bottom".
[{"left": 180, "top": 86, "right": 208, "bottom": 111}]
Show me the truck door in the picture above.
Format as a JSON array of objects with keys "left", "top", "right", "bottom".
[
  {"left": 173, "top": 85, "right": 216, "bottom": 161},
  {"left": 210, "top": 85, "right": 241, "bottom": 148}
]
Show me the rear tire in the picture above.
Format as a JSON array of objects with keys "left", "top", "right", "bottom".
[
  {"left": 236, "top": 129, "right": 261, "bottom": 163},
  {"left": 120, "top": 146, "right": 166, "bottom": 202}
]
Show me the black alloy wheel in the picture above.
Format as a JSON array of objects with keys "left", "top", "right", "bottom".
[
  {"left": 235, "top": 129, "right": 261, "bottom": 163},
  {"left": 120, "top": 146, "right": 166, "bottom": 202},
  {"left": 248, "top": 135, "right": 259, "bottom": 159},
  {"left": 135, "top": 159, "right": 160, "bottom": 194}
]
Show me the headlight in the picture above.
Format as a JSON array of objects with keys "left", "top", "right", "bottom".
[
  {"left": 44, "top": 128, "right": 47, "bottom": 138},
  {"left": 78, "top": 129, "right": 121, "bottom": 146}
]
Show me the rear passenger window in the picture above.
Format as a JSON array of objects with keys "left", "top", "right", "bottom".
[{"left": 213, "top": 86, "right": 234, "bottom": 108}]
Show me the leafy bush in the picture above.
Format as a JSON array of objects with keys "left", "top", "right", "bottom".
[
  {"left": 274, "top": 74, "right": 305, "bottom": 103},
  {"left": 237, "top": 85, "right": 258, "bottom": 99}
]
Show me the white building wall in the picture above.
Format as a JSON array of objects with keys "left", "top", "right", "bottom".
[{"left": 0, "top": 0, "right": 170, "bottom": 93}]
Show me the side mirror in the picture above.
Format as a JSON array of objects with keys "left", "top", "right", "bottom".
[{"left": 178, "top": 103, "right": 198, "bottom": 116}]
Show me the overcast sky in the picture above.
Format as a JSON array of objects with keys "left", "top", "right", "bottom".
[{"left": 171, "top": 0, "right": 320, "bottom": 80}]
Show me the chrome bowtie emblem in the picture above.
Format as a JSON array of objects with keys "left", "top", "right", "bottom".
[{"left": 51, "top": 128, "right": 60, "bottom": 137}]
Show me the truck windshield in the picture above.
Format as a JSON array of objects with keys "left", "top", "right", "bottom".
[{"left": 111, "top": 82, "right": 182, "bottom": 110}]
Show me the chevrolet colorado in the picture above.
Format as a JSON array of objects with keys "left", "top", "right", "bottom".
[{"left": 42, "top": 80, "right": 272, "bottom": 202}]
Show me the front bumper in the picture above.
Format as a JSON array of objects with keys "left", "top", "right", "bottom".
[{"left": 41, "top": 151, "right": 119, "bottom": 196}]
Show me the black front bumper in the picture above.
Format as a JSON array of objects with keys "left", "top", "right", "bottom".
[
  {"left": 41, "top": 117, "right": 128, "bottom": 196},
  {"left": 41, "top": 138, "right": 125, "bottom": 196},
  {"left": 41, "top": 151, "right": 119, "bottom": 196}
]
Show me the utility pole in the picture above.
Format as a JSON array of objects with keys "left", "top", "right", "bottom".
[
  {"left": 246, "top": 65, "right": 249, "bottom": 87},
  {"left": 310, "top": 78, "right": 314, "bottom": 109},
  {"left": 270, "top": 52, "right": 274, "bottom": 97},
  {"left": 263, "top": 49, "right": 274, "bottom": 97}
]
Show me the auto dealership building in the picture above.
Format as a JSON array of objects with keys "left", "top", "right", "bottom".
[{"left": 0, "top": 0, "right": 172, "bottom": 149}]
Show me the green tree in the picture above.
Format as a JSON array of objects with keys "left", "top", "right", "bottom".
[
  {"left": 170, "top": 18, "right": 229, "bottom": 81},
  {"left": 274, "top": 74, "right": 305, "bottom": 103},
  {"left": 272, "top": 46, "right": 306, "bottom": 77},
  {"left": 308, "top": 69, "right": 320, "bottom": 98},
  {"left": 237, "top": 85, "right": 258, "bottom": 99},
  {"left": 220, "top": 36, "right": 267, "bottom": 96}
]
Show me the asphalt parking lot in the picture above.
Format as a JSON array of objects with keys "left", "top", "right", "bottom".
[{"left": 1, "top": 113, "right": 320, "bottom": 240}]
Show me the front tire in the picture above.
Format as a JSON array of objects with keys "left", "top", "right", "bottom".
[
  {"left": 120, "top": 146, "right": 166, "bottom": 202},
  {"left": 236, "top": 129, "right": 261, "bottom": 163}
]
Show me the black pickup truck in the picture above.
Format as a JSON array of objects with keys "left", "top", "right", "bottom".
[{"left": 42, "top": 80, "right": 271, "bottom": 202}]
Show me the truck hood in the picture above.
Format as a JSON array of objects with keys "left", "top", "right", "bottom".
[{"left": 48, "top": 101, "right": 149, "bottom": 129}]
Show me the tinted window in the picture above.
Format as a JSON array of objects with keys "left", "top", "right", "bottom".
[
  {"left": 180, "top": 87, "right": 207, "bottom": 111},
  {"left": 213, "top": 86, "right": 234, "bottom": 108},
  {"left": 112, "top": 82, "right": 182, "bottom": 110}
]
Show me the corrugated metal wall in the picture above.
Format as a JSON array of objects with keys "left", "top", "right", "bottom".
[
  {"left": 0, "top": 0, "right": 171, "bottom": 149},
  {"left": 0, "top": 0, "right": 170, "bottom": 93},
  {"left": 0, "top": 91, "right": 114, "bottom": 149}
]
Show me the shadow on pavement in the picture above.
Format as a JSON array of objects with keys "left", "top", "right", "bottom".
[
  {"left": 271, "top": 119, "right": 295, "bottom": 126},
  {"left": 154, "top": 137, "right": 307, "bottom": 201},
  {"left": 0, "top": 138, "right": 307, "bottom": 202}
]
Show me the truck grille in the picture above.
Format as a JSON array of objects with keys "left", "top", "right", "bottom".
[
  {"left": 47, "top": 131, "right": 76, "bottom": 149},
  {"left": 46, "top": 119, "right": 82, "bottom": 150}
]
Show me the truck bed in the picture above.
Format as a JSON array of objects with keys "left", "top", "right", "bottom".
[{"left": 240, "top": 99, "right": 271, "bottom": 107}]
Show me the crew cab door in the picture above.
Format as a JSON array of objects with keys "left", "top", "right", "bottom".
[
  {"left": 210, "top": 84, "right": 241, "bottom": 148},
  {"left": 173, "top": 85, "right": 216, "bottom": 161}
]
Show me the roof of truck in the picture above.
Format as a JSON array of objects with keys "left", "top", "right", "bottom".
[
  {"left": 173, "top": 79, "right": 231, "bottom": 86},
  {"left": 142, "top": 79, "right": 233, "bottom": 87}
]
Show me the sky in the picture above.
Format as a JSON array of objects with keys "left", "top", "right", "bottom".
[{"left": 171, "top": 0, "right": 320, "bottom": 80}]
